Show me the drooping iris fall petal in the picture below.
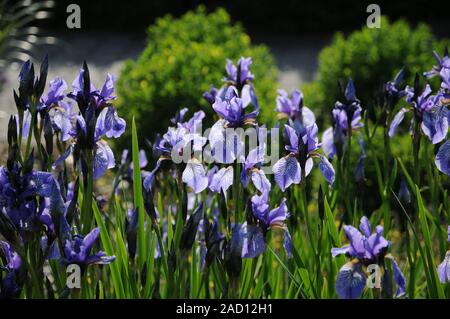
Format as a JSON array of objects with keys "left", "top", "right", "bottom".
[
  {"left": 335, "top": 261, "right": 366, "bottom": 299},
  {"left": 182, "top": 158, "right": 208, "bottom": 194},
  {"left": 273, "top": 156, "right": 301, "bottom": 192}
]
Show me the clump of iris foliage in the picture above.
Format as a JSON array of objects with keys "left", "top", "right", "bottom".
[{"left": 0, "top": 49, "right": 449, "bottom": 299}]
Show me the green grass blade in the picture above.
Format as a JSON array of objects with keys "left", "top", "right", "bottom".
[
  {"left": 92, "top": 201, "right": 125, "bottom": 298},
  {"left": 415, "top": 185, "right": 445, "bottom": 298},
  {"left": 132, "top": 117, "right": 147, "bottom": 270},
  {"left": 324, "top": 197, "right": 341, "bottom": 247}
]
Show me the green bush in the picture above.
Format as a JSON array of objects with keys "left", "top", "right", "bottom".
[
  {"left": 303, "top": 17, "right": 449, "bottom": 126},
  {"left": 116, "top": 6, "right": 278, "bottom": 145}
]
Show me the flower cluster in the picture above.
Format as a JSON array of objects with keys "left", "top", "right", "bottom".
[
  {"left": 389, "top": 49, "right": 450, "bottom": 176},
  {"left": 0, "top": 58, "right": 116, "bottom": 298},
  {"left": 331, "top": 216, "right": 406, "bottom": 299},
  {"left": 3, "top": 48, "right": 450, "bottom": 300},
  {"left": 144, "top": 57, "right": 297, "bottom": 272},
  {"left": 322, "top": 80, "right": 364, "bottom": 160}
]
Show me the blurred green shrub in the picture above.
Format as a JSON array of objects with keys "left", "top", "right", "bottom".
[
  {"left": 303, "top": 17, "right": 449, "bottom": 126},
  {"left": 116, "top": 6, "right": 278, "bottom": 144}
]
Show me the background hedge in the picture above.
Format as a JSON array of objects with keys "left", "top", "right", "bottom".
[{"left": 116, "top": 6, "right": 278, "bottom": 146}]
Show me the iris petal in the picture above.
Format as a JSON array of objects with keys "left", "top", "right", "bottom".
[
  {"left": 321, "top": 127, "right": 336, "bottom": 160},
  {"left": 318, "top": 155, "right": 335, "bottom": 186},
  {"left": 437, "top": 251, "right": 450, "bottom": 284},
  {"left": 182, "top": 158, "right": 208, "bottom": 194},
  {"left": 209, "top": 166, "right": 234, "bottom": 194},
  {"left": 95, "top": 106, "right": 126, "bottom": 139},
  {"left": 421, "top": 107, "right": 448, "bottom": 144},
  {"left": 336, "top": 261, "right": 366, "bottom": 299},
  {"left": 386, "top": 255, "right": 407, "bottom": 297},
  {"left": 93, "top": 140, "right": 115, "bottom": 179},
  {"left": 435, "top": 140, "right": 450, "bottom": 176},
  {"left": 273, "top": 156, "right": 301, "bottom": 192},
  {"left": 241, "top": 223, "right": 266, "bottom": 259},
  {"left": 389, "top": 108, "right": 408, "bottom": 138}
]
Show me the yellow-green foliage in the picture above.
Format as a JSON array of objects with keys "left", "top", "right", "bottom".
[
  {"left": 303, "top": 17, "right": 449, "bottom": 126},
  {"left": 116, "top": 6, "right": 278, "bottom": 144}
]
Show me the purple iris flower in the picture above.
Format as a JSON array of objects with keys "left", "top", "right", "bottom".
[
  {"left": 155, "top": 127, "right": 186, "bottom": 156},
  {"left": 0, "top": 164, "right": 53, "bottom": 232},
  {"left": 203, "top": 87, "right": 220, "bottom": 105},
  {"left": 40, "top": 77, "right": 67, "bottom": 111},
  {"left": 95, "top": 106, "right": 126, "bottom": 139},
  {"left": 170, "top": 107, "right": 205, "bottom": 135},
  {"left": 15, "top": 109, "right": 32, "bottom": 139},
  {"left": 55, "top": 115, "right": 118, "bottom": 179},
  {"left": 240, "top": 192, "right": 291, "bottom": 259},
  {"left": 334, "top": 79, "right": 363, "bottom": 126},
  {"left": 92, "top": 140, "right": 115, "bottom": 179},
  {"left": 182, "top": 158, "right": 208, "bottom": 194},
  {"left": 178, "top": 110, "right": 205, "bottom": 134},
  {"left": 0, "top": 241, "right": 22, "bottom": 298},
  {"left": 335, "top": 261, "right": 366, "bottom": 299},
  {"left": 70, "top": 68, "right": 96, "bottom": 96},
  {"left": 331, "top": 217, "right": 390, "bottom": 261},
  {"left": 437, "top": 226, "right": 450, "bottom": 283},
  {"left": 435, "top": 140, "right": 450, "bottom": 176},
  {"left": 424, "top": 49, "right": 450, "bottom": 79},
  {"left": 70, "top": 70, "right": 116, "bottom": 109},
  {"left": 331, "top": 216, "right": 406, "bottom": 299},
  {"left": 273, "top": 122, "right": 335, "bottom": 191},
  {"left": 170, "top": 107, "right": 189, "bottom": 124},
  {"left": 225, "top": 57, "right": 254, "bottom": 87},
  {"left": 209, "top": 166, "right": 234, "bottom": 194},
  {"left": 208, "top": 119, "right": 244, "bottom": 164},
  {"left": 405, "top": 84, "right": 438, "bottom": 112},
  {"left": 63, "top": 227, "right": 115, "bottom": 269},
  {"left": 53, "top": 95, "right": 126, "bottom": 179},
  {"left": 48, "top": 100, "right": 77, "bottom": 142},
  {"left": 389, "top": 84, "right": 448, "bottom": 144},
  {"left": 154, "top": 110, "right": 206, "bottom": 157},
  {"left": 0, "top": 241, "right": 21, "bottom": 271},
  {"left": 212, "top": 86, "right": 258, "bottom": 128},
  {"left": 240, "top": 145, "right": 271, "bottom": 193},
  {"left": 385, "top": 68, "right": 407, "bottom": 101},
  {"left": 71, "top": 68, "right": 125, "bottom": 137},
  {"left": 421, "top": 104, "right": 449, "bottom": 145},
  {"left": 156, "top": 126, "right": 206, "bottom": 158},
  {"left": 51, "top": 65, "right": 126, "bottom": 179},
  {"left": 322, "top": 80, "right": 363, "bottom": 160},
  {"left": 38, "top": 178, "right": 74, "bottom": 242},
  {"left": 276, "top": 89, "right": 316, "bottom": 125},
  {"left": 144, "top": 110, "right": 207, "bottom": 191}
]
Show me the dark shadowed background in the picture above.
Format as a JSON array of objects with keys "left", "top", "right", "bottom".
[{"left": 46, "top": 0, "right": 450, "bottom": 35}]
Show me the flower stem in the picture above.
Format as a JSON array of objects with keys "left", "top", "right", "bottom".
[
  {"left": 412, "top": 119, "right": 421, "bottom": 187},
  {"left": 81, "top": 151, "right": 94, "bottom": 233},
  {"left": 382, "top": 126, "right": 392, "bottom": 232},
  {"left": 342, "top": 131, "right": 353, "bottom": 223},
  {"left": 299, "top": 182, "right": 319, "bottom": 297}
]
